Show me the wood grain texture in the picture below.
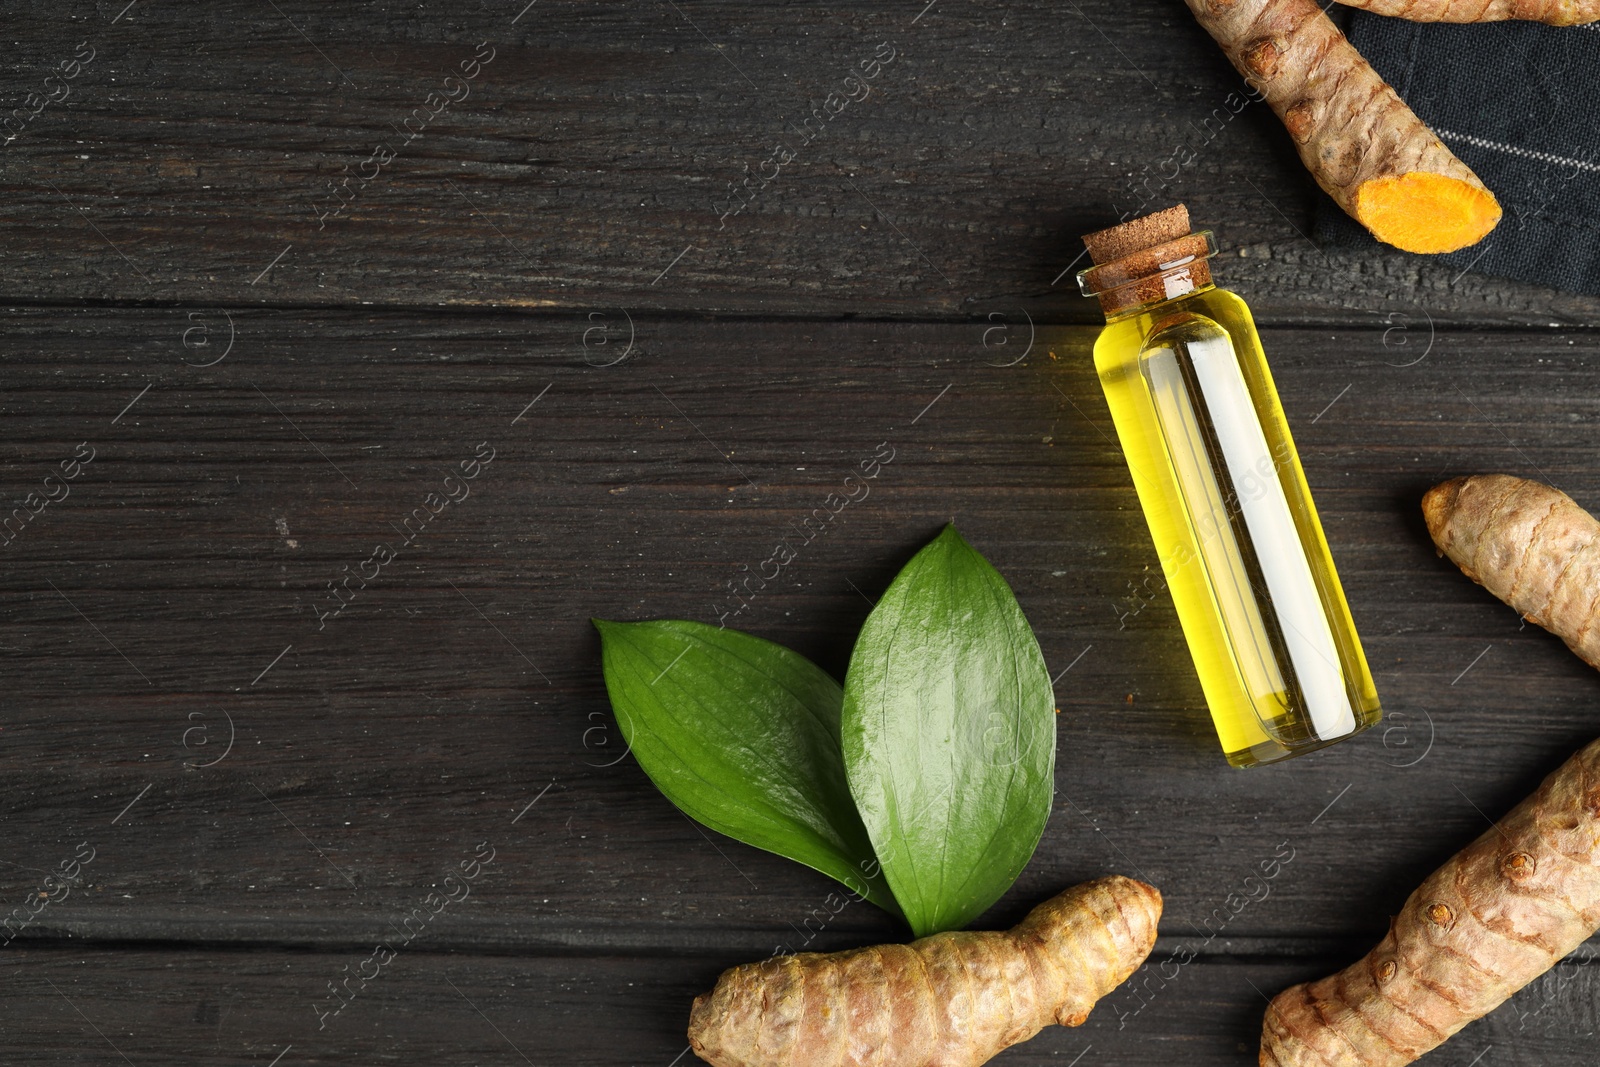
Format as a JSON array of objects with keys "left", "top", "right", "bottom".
[
  {"left": 0, "top": 943, "right": 1589, "bottom": 1065},
  {"left": 7, "top": 1, "right": 1600, "bottom": 1062},
  {"left": 2, "top": 310, "right": 1599, "bottom": 952},
  {"left": 0, "top": 0, "right": 1595, "bottom": 324}
]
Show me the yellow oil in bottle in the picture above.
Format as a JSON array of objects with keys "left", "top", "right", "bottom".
[{"left": 1080, "top": 210, "right": 1379, "bottom": 767}]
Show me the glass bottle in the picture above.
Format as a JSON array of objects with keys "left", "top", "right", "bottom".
[{"left": 1078, "top": 205, "right": 1380, "bottom": 767}]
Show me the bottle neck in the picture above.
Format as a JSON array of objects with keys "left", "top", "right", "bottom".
[
  {"left": 1078, "top": 230, "right": 1218, "bottom": 321},
  {"left": 1103, "top": 275, "right": 1216, "bottom": 322}
]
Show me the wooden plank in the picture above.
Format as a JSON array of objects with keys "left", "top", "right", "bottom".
[
  {"left": 0, "top": 308, "right": 1598, "bottom": 985},
  {"left": 0, "top": 2, "right": 1594, "bottom": 323},
  {"left": 0, "top": 943, "right": 1590, "bottom": 1065},
  {"left": 10, "top": 1, "right": 1600, "bottom": 1056}
]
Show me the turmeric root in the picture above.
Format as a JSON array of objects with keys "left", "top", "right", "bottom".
[
  {"left": 1423, "top": 474, "right": 1600, "bottom": 670},
  {"left": 1261, "top": 735, "right": 1600, "bottom": 1066},
  {"left": 1182, "top": 0, "right": 1501, "bottom": 253},
  {"left": 687, "top": 876, "right": 1161, "bottom": 1067},
  {"left": 1333, "top": 0, "right": 1600, "bottom": 22}
]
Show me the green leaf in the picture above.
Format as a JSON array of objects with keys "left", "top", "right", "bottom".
[
  {"left": 594, "top": 618, "right": 900, "bottom": 917},
  {"left": 842, "top": 524, "right": 1056, "bottom": 937}
]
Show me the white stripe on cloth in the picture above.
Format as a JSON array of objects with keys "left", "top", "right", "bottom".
[{"left": 1433, "top": 128, "right": 1600, "bottom": 175}]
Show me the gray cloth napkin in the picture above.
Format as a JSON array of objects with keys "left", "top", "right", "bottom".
[{"left": 1315, "top": 16, "right": 1600, "bottom": 294}]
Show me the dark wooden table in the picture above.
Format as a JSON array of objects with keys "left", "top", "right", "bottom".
[{"left": 4, "top": 2, "right": 1599, "bottom": 1063}]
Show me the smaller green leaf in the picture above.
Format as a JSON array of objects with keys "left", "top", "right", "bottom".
[
  {"left": 843, "top": 524, "right": 1056, "bottom": 937},
  {"left": 594, "top": 619, "right": 899, "bottom": 917}
]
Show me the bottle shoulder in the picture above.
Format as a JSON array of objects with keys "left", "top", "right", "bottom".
[
  {"left": 1193, "top": 287, "right": 1256, "bottom": 329},
  {"left": 1094, "top": 287, "right": 1259, "bottom": 360}
]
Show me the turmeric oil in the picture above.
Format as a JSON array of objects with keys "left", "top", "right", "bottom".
[{"left": 1078, "top": 206, "right": 1379, "bottom": 767}]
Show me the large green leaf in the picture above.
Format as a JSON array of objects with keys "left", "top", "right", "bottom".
[
  {"left": 842, "top": 525, "right": 1055, "bottom": 937},
  {"left": 594, "top": 618, "right": 899, "bottom": 916}
]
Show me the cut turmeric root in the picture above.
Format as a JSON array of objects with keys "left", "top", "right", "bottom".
[
  {"left": 1261, "top": 734, "right": 1600, "bottom": 1065},
  {"left": 1334, "top": 0, "right": 1600, "bottom": 22},
  {"left": 1183, "top": 0, "right": 1501, "bottom": 253},
  {"left": 1423, "top": 474, "right": 1600, "bottom": 670},
  {"left": 687, "top": 876, "right": 1161, "bottom": 1067},
  {"left": 1354, "top": 173, "right": 1501, "bottom": 255}
]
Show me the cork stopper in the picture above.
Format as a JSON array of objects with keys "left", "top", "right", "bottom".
[
  {"left": 1078, "top": 204, "right": 1215, "bottom": 317},
  {"left": 1083, "top": 205, "right": 1190, "bottom": 264}
]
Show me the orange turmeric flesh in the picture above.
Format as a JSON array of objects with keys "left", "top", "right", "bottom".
[
  {"left": 1354, "top": 173, "right": 1503, "bottom": 254},
  {"left": 687, "top": 876, "right": 1161, "bottom": 1067},
  {"left": 1184, "top": 0, "right": 1502, "bottom": 254}
]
